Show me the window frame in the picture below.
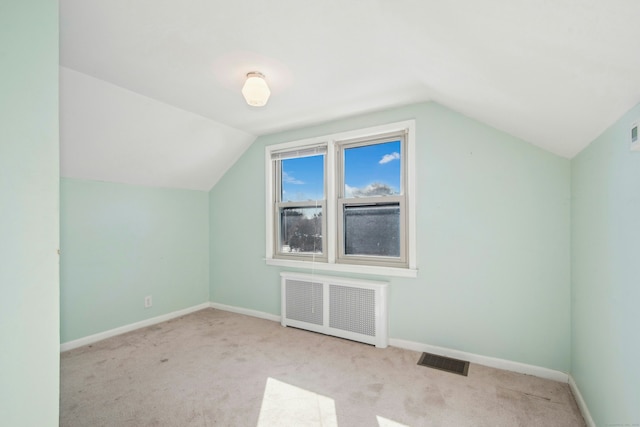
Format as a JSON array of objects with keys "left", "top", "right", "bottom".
[
  {"left": 265, "top": 120, "right": 417, "bottom": 278},
  {"left": 336, "top": 132, "right": 408, "bottom": 267}
]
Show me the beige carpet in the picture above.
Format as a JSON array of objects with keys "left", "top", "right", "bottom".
[{"left": 60, "top": 308, "right": 585, "bottom": 426}]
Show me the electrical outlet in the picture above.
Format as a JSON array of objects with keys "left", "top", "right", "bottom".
[
  {"left": 144, "top": 295, "right": 152, "bottom": 308},
  {"left": 631, "top": 120, "right": 640, "bottom": 151}
]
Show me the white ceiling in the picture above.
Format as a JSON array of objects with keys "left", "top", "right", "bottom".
[{"left": 60, "top": 0, "right": 640, "bottom": 190}]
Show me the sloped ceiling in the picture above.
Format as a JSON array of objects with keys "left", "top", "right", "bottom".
[
  {"left": 60, "top": 68, "right": 254, "bottom": 191},
  {"left": 60, "top": 0, "right": 640, "bottom": 190}
]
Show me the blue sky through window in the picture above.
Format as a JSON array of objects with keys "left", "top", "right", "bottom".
[
  {"left": 281, "top": 155, "right": 324, "bottom": 202},
  {"left": 344, "top": 140, "right": 401, "bottom": 197},
  {"left": 281, "top": 140, "right": 401, "bottom": 201}
]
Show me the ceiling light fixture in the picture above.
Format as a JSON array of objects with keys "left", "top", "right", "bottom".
[{"left": 241, "top": 72, "right": 271, "bottom": 107}]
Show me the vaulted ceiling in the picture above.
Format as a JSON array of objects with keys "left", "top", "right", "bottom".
[{"left": 60, "top": 0, "right": 640, "bottom": 190}]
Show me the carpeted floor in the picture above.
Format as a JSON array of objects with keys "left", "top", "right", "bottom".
[{"left": 60, "top": 308, "right": 585, "bottom": 426}]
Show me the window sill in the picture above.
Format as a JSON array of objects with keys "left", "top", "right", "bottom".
[{"left": 265, "top": 257, "right": 418, "bottom": 278}]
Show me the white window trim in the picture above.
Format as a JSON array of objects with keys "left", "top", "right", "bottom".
[{"left": 265, "top": 120, "right": 417, "bottom": 278}]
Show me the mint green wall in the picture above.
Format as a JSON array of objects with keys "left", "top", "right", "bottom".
[
  {"left": 60, "top": 178, "right": 209, "bottom": 342},
  {"left": 210, "top": 102, "right": 571, "bottom": 372},
  {"left": 571, "top": 102, "right": 640, "bottom": 425},
  {"left": 0, "top": 1, "right": 59, "bottom": 425}
]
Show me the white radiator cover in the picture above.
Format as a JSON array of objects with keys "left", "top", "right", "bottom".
[{"left": 280, "top": 272, "right": 389, "bottom": 348}]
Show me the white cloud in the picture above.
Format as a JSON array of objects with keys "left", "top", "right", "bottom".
[
  {"left": 346, "top": 182, "right": 396, "bottom": 197},
  {"left": 379, "top": 152, "right": 400, "bottom": 164},
  {"left": 282, "top": 171, "right": 304, "bottom": 185},
  {"left": 344, "top": 184, "right": 355, "bottom": 198}
]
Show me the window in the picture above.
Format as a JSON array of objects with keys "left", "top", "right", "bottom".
[
  {"left": 337, "top": 133, "right": 407, "bottom": 267},
  {"left": 265, "top": 121, "right": 416, "bottom": 277},
  {"left": 272, "top": 146, "right": 326, "bottom": 261}
]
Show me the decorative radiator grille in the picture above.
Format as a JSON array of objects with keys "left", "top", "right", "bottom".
[
  {"left": 281, "top": 272, "right": 388, "bottom": 348},
  {"left": 329, "top": 285, "right": 375, "bottom": 336},
  {"left": 285, "top": 279, "right": 323, "bottom": 325}
]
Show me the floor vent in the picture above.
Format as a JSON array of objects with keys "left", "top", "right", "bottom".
[{"left": 417, "top": 352, "right": 470, "bottom": 376}]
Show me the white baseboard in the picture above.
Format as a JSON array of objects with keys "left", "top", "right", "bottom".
[
  {"left": 387, "top": 338, "right": 569, "bottom": 383},
  {"left": 60, "top": 302, "right": 211, "bottom": 352},
  {"left": 208, "top": 302, "right": 569, "bottom": 384},
  {"left": 568, "top": 375, "right": 596, "bottom": 427},
  {"left": 61, "top": 301, "right": 574, "bottom": 392},
  {"left": 210, "top": 301, "right": 281, "bottom": 323}
]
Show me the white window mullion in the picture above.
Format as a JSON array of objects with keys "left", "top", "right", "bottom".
[{"left": 326, "top": 140, "right": 337, "bottom": 264}]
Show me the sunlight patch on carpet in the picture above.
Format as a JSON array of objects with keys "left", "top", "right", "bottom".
[
  {"left": 258, "top": 377, "right": 337, "bottom": 426},
  {"left": 377, "top": 415, "right": 409, "bottom": 426}
]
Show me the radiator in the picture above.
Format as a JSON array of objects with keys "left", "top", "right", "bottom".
[{"left": 280, "top": 272, "right": 388, "bottom": 348}]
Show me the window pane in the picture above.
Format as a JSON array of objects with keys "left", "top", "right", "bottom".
[
  {"left": 280, "top": 207, "right": 323, "bottom": 254},
  {"left": 344, "top": 140, "right": 401, "bottom": 198},
  {"left": 280, "top": 155, "right": 324, "bottom": 202},
  {"left": 343, "top": 204, "right": 400, "bottom": 257}
]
